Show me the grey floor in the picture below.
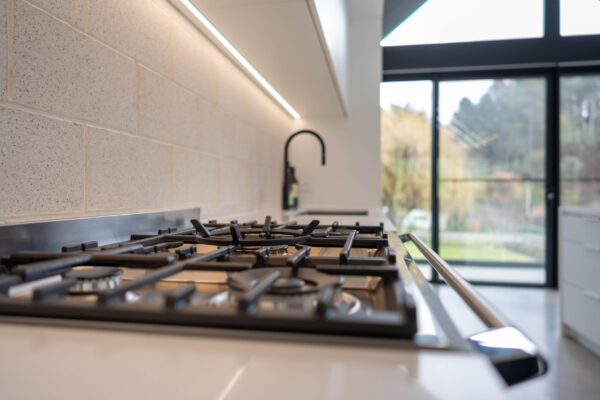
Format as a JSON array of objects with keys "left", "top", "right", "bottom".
[{"left": 435, "top": 285, "right": 600, "bottom": 399}]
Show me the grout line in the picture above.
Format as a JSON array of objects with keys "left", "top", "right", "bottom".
[
  {"left": 216, "top": 157, "right": 222, "bottom": 204},
  {"left": 0, "top": 100, "right": 271, "bottom": 166},
  {"left": 0, "top": 100, "right": 139, "bottom": 137},
  {"left": 6, "top": 0, "right": 15, "bottom": 101},
  {"left": 83, "top": 126, "right": 88, "bottom": 213},
  {"left": 20, "top": 0, "right": 135, "bottom": 63},
  {"left": 135, "top": 63, "right": 140, "bottom": 135},
  {"left": 165, "top": 0, "right": 174, "bottom": 80},
  {"left": 169, "top": 145, "right": 174, "bottom": 208}
]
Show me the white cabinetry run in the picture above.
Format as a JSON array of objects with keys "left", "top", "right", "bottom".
[{"left": 560, "top": 206, "right": 600, "bottom": 357}]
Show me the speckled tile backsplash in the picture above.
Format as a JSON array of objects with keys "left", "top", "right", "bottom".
[{"left": 0, "top": 0, "right": 290, "bottom": 224}]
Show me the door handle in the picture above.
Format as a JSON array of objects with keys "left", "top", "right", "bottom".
[
  {"left": 584, "top": 289, "right": 600, "bottom": 302},
  {"left": 583, "top": 244, "right": 600, "bottom": 253}
]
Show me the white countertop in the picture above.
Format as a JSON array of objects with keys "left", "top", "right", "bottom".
[
  {"left": 559, "top": 205, "right": 600, "bottom": 217},
  {"left": 0, "top": 321, "right": 508, "bottom": 400}
]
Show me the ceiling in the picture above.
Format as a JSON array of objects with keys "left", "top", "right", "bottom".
[
  {"left": 382, "top": 0, "right": 426, "bottom": 38},
  {"left": 171, "top": 0, "right": 347, "bottom": 118}
]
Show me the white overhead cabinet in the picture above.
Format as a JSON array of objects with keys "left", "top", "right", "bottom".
[{"left": 170, "top": 0, "right": 348, "bottom": 118}]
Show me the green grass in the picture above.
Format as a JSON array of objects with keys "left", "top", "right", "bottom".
[{"left": 403, "top": 239, "right": 538, "bottom": 263}]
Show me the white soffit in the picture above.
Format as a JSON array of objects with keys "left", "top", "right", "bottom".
[{"left": 172, "top": 0, "right": 346, "bottom": 118}]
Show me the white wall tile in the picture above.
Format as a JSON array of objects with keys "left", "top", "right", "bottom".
[
  {"left": 200, "top": 203, "right": 234, "bottom": 221},
  {"left": 87, "top": 128, "right": 171, "bottom": 211},
  {"left": 197, "top": 99, "right": 234, "bottom": 156},
  {"left": 172, "top": 147, "right": 218, "bottom": 207},
  {"left": 27, "top": 0, "right": 87, "bottom": 30},
  {"left": 247, "top": 165, "right": 260, "bottom": 202},
  {"left": 171, "top": 18, "right": 220, "bottom": 103},
  {"left": 13, "top": 1, "right": 136, "bottom": 131},
  {"left": 257, "top": 130, "right": 277, "bottom": 168},
  {"left": 216, "top": 56, "right": 252, "bottom": 123},
  {"left": 138, "top": 67, "right": 201, "bottom": 147},
  {"left": 3, "top": 0, "right": 294, "bottom": 223},
  {"left": 260, "top": 167, "right": 281, "bottom": 210},
  {"left": 233, "top": 121, "right": 258, "bottom": 163},
  {"left": 88, "top": 0, "right": 172, "bottom": 78},
  {"left": 0, "top": 108, "right": 84, "bottom": 217},
  {"left": 219, "top": 158, "right": 247, "bottom": 205}
]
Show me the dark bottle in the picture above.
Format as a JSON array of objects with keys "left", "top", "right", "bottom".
[{"left": 287, "top": 167, "right": 298, "bottom": 209}]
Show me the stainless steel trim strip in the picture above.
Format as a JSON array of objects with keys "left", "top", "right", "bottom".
[
  {"left": 388, "top": 234, "right": 467, "bottom": 350},
  {"left": 0, "top": 208, "right": 200, "bottom": 257},
  {"left": 401, "top": 233, "right": 548, "bottom": 385},
  {"left": 403, "top": 233, "right": 509, "bottom": 329}
]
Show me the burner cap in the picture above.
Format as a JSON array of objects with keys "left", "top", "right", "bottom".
[
  {"left": 227, "top": 267, "right": 341, "bottom": 295},
  {"left": 65, "top": 267, "right": 122, "bottom": 294},
  {"left": 195, "top": 217, "right": 320, "bottom": 247},
  {"left": 66, "top": 267, "right": 121, "bottom": 280},
  {"left": 272, "top": 277, "right": 305, "bottom": 290},
  {"left": 237, "top": 245, "right": 289, "bottom": 255}
]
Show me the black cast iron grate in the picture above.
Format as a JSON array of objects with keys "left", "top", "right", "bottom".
[{"left": 0, "top": 217, "right": 416, "bottom": 339}]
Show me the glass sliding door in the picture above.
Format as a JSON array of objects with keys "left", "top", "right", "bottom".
[
  {"left": 380, "top": 81, "right": 433, "bottom": 279},
  {"left": 560, "top": 74, "right": 600, "bottom": 207},
  {"left": 437, "top": 78, "right": 547, "bottom": 284}
]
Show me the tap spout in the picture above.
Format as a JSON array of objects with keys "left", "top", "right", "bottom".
[
  {"left": 282, "top": 130, "right": 326, "bottom": 210},
  {"left": 284, "top": 130, "right": 326, "bottom": 168}
]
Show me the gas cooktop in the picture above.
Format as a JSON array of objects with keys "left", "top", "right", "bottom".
[{"left": 0, "top": 216, "right": 417, "bottom": 339}]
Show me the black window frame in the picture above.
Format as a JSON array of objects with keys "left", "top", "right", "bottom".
[{"left": 382, "top": 0, "right": 600, "bottom": 288}]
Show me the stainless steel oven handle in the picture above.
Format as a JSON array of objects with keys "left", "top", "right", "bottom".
[
  {"left": 404, "top": 232, "right": 508, "bottom": 329},
  {"left": 400, "top": 232, "right": 548, "bottom": 385}
]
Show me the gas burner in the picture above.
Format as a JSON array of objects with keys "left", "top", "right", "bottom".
[
  {"left": 236, "top": 245, "right": 289, "bottom": 256},
  {"left": 209, "top": 288, "right": 361, "bottom": 315},
  {"left": 191, "top": 217, "right": 321, "bottom": 247},
  {"left": 227, "top": 267, "right": 342, "bottom": 295},
  {"left": 65, "top": 267, "right": 122, "bottom": 294}
]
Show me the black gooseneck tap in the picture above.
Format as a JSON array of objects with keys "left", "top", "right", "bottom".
[{"left": 283, "top": 130, "right": 326, "bottom": 210}]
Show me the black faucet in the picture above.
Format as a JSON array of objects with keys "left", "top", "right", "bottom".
[{"left": 283, "top": 130, "right": 326, "bottom": 210}]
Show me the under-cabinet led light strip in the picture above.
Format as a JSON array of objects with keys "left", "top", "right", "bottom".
[{"left": 180, "top": 0, "right": 301, "bottom": 120}]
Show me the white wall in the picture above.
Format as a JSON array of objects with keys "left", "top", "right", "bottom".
[
  {"left": 0, "top": 0, "right": 293, "bottom": 225},
  {"left": 289, "top": 0, "right": 383, "bottom": 210}
]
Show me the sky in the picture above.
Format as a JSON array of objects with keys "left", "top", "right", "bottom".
[
  {"left": 381, "top": 0, "right": 544, "bottom": 46},
  {"left": 380, "top": 0, "right": 600, "bottom": 47},
  {"left": 379, "top": 0, "right": 600, "bottom": 124},
  {"left": 380, "top": 80, "right": 493, "bottom": 125}
]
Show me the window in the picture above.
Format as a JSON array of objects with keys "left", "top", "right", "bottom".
[
  {"left": 380, "top": 81, "right": 432, "bottom": 278},
  {"left": 381, "top": 0, "right": 544, "bottom": 46},
  {"left": 438, "top": 78, "right": 546, "bottom": 284},
  {"left": 382, "top": 77, "right": 548, "bottom": 285},
  {"left": 560, "top": 0, "right": 600, "bottom": 37},
  {"left": 381, "top": 0, "right": 600, "bottom": 289},
  {"left": 560, "top": 74, "right": 600, "bottom": 207}
]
